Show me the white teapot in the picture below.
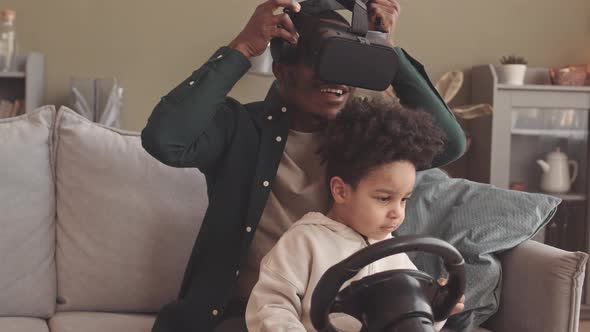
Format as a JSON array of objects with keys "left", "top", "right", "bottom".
[{"left": 536, "top": 147, "right": 578, "bottom": 194}]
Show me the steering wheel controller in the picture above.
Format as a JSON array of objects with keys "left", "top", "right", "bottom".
[{"left": 310, "top": 236, "right": 465, "bottom": 332}]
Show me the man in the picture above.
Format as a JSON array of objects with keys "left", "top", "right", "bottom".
[{"left": 141, "top": 0, "right": 466, "bottom": 331}]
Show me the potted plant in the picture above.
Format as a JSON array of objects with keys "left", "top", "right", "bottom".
[{"left": 496, "top": 54, "right": 528, "bottom": 85}]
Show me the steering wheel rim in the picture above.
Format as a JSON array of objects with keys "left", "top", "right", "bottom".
[{"left": 310, "top": 235, "right": 465, "bottom": 331}]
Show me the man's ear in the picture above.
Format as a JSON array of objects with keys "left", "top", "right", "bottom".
[{"left": 330, "top": 176, "right": 351, "bottom": 204}]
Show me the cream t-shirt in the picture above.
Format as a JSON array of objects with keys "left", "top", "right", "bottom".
[{"left": 236, "top": 129, "right": 332, "bottom": 298}]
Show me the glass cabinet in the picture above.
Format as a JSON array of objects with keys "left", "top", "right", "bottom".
[{"left": 468, "top": 64, "right": 590, "bottom": 316}]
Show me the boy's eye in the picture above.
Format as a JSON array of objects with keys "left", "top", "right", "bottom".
[{"left": 376, "top": 197, "right": 390, "bottom": 203}]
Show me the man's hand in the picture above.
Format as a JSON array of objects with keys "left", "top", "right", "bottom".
[
  {"left": 437, "top": 278, "right": 466, "bottom": 316},
  {"left": 229, "top": 0, "right": 301, "bottom": 59},
  {"left": 367, "top": 0, "right": 400, "bottom": 44}
]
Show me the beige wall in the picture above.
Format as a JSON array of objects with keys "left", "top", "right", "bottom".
[{"left": 4, "top": 0, "right": 590, "bottom": 131}]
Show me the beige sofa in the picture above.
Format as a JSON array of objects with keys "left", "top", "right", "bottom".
[{"left": 0, "top": 106, "right": 587, "bottom": 332}]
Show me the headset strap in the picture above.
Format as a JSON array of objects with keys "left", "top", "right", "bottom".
[
  {"left": 350, "top": 0, "right": 369, "bottom": 36},
  {"left": 295, "top": 0, "right": 369, "bottom": 36}
]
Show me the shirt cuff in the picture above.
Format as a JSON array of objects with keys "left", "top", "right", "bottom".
[{"left": 208, "top": 46, "right": 252, "bottom": 73}]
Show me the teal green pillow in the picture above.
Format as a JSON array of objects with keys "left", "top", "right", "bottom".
[{"left": 396, "top": 169, "right": 560, "bottom": 330}]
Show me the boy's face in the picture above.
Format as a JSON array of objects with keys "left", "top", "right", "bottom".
[{"left": 335, "top": 161, "right": 416, "bottom": 241}]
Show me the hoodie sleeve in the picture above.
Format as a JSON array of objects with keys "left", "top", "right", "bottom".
[
  {"left": 246, "top": 228, "right": 311, "bottom": 332},
  {"left": 246, "top": 263, "right": 307, "bottom": 332}
]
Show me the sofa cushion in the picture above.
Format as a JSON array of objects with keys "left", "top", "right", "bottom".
[
  {"left": 0, "top": 106, "right": 57, "bottom": 318},
  {"left": 0, "top": 317, "right": 50, "bottom": 332},
  {"left": 396, "top": 168, "right": 560, "bottom": 330},
  {"left": 54, "top": 107, "right": 207, "bottom": 313},
  {"left": 49, "top": 312, "right": 154, "bottom": 332}
]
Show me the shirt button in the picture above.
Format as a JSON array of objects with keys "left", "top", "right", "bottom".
[
  {"left": 212, "top": 309, "right": 219, "bottom": 316},
  {"left": 263, "top": 181, "right": 270, "bottom": 187},
  {"left": 188, "top": 80, "right": 195, "bottom": 86},
  {"left": 275, "top": 136, "right": 282, "bottom": 142},
  {"left": 246, "top": 226, "right": 252, "bottom": 233},
  {"left": 267, "top": 115, "right": 273, "bottom": 120},
  {"left": 281, "top": 107, "right": 287, "bottom": 113}
]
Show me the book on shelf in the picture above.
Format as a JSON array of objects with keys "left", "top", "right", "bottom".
[{"left": 0, "top": 99, "right": 24, "bottom": 119}]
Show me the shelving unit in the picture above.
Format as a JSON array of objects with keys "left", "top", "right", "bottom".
[
  {"left": 511, "top": 129, "right": 587, "bottom": 139},
  {"left": 0, "top": 71, "right": 25, "bottom": 78},
  {"left": 552, "top": 193, "right": 587, "bottom": 201},
  {"left": 468, "top": 64, "right": 590, "bottom": 317},
  {"left": 498, "top": 83, "right": 590, "bottom": 93},
  {"left": 0, "top": 52, "right": 44, "bottom": 116}
]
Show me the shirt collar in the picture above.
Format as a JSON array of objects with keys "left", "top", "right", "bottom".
[{"left": 262, "top": 80, "right": 285, "bottom": 116}]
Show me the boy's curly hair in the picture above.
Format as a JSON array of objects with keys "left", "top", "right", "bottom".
[{"left": 318, "top": 97, "right": 446, "bottom": 188}]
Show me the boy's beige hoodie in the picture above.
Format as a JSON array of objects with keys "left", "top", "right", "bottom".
[{"left": 245, "top": 212, "right": 445, "bottom": 332}]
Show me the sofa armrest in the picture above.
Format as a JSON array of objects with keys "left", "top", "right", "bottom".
[{"left": 483, "top": 240, "right": 588, "bottom": 332}]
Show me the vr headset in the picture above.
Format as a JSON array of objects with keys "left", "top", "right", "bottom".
[{"left": 271, "top": 0, "right": 399, "bottom": 91}]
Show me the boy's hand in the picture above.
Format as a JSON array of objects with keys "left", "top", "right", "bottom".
[
  {"left": 437, "top": 278, "right": 466, "bottom": 316},
  {"left": 229, "top": 0, "right": 301, "bottom": 59}
]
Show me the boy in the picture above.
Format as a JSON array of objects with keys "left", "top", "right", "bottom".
[{"left": 245, "top": 97, "right": 464, "bottom": 331}]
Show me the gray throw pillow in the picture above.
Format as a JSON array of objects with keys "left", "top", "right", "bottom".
[
  {"left": 0, "top": 106, "right": 57, "bottom": 318},
  {"left": 395, "top": 168, "right": 560, "bottom": 330},
  {"left": 54, "top": 107, "right": 208, "bottom": 313}
]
